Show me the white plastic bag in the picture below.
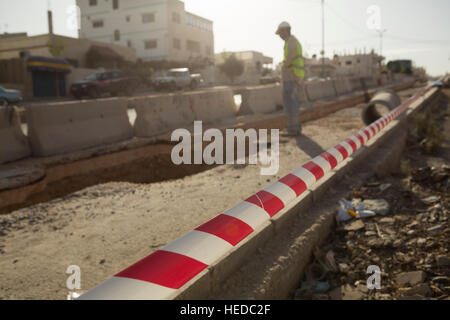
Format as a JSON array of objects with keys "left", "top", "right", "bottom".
[{"left": 336, "top": 199, "right": 376, "bottom": 222}]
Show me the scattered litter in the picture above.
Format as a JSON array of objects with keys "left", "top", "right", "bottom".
[
  {"left": 379, "top": 183, "right": 391, "bottom": 192},
  {"left": 67, "top": 291, "right": 83, "bottom": 300},
  {"left": 362, "top": 199, "right": 390, "bottom": 216},
  {"left": 336, "top": 200, "right": 376, "bottom": 222}
]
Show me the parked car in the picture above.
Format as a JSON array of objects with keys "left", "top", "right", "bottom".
[
  {"left": 152, "top": 68, "right": 204, "bottom": 91},
  {"left": 70, "top": 70, "right": 139, "bottom": 99},
  {"left": 0, "top": 87, "right": 22, "bottom": 106}
]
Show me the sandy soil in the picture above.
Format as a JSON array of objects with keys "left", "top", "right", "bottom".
[{"left": 0, "top": 88, "right": 418, "bottom": 299}]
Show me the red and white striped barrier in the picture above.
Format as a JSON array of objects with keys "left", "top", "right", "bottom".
[{"left": 79, "top": 85, "right": 433, "bottom": 300}]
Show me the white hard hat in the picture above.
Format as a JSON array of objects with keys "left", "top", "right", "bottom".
[{"left": 276, "top": 21, "right": 291, "bottom": 34}]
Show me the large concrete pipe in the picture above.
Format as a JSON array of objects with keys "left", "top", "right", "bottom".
[{"left": 362, "top": 90, "right": 401, "bottom": 125}]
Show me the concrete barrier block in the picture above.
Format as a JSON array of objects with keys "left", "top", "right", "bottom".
[
  {"left": 333, "top": 78, "right": 352, "bottom": 95},
  {"left": 366, "top": 76, "right": 378, "bottom": 88},
  {"left": 306, "top": 80, "right": 337, "bottom": 101},
  {"left": 239, "top": 84, "right": 283, "bottom": 114},
  {"left": 0, "top": 106, "right": 31, "bottom": 164},
  {"left": 323, "top": 80, "right": 337, "bottom": 98},
  {"left": 189, "top": 88, "right": 238, "bottom": 123},
  {"left": 134, "top": 93, "right": 196, "bottom": 137},
  {"left": 350, "top": 77, "right": 363, "bottom": 91},
  {"left": 381, "top": 74, "right": 390, "bottom": 85},
  {"left": 27, "top": 98, "right": 133, "bottom": 157},
  {"left": 134, "top": 88, "right": 237, "bottom": 137}
]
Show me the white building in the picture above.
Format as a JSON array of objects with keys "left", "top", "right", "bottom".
[
  {"left": 332, "top": 51, "right": 383, "bottom": 78},
  {"left": 76, "top": 0, "right": 214, "bottom": 63},
  {"left": 304, "top": 56, "right": 336, "bottom": 79},
  {"left": 214, "top": 51, "right": 273, "bottom": 85}
]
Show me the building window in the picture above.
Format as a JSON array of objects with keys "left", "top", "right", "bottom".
[
  {"left": 172, "top": 12, "right": 181, "bottom": 24},
  {"left": 113, "top": 0, "right": 119, "bottom": 10},
  {"left": 126, "top": 15, "right": 131, "bottom": 22},
  {"left": 114, "top": 30, "right": 120, "bottom": 41},
  {"left": 346, "top": 61, "right": 352, "bottom": 65},
  {"left": 186, "top": 15, "right": 212, "bottom": 31},
  {"left": 92, "top": 20, "right": 103, "bottom": 28},
  {"left": 144, "top": 39, "right": 157, "bottom": 50},
  {"left": 127, "top": 40, "right": 132, "bottom": 48},
  {"left": 173, "top": 38, "right": 181, "bottom": 50},
  {"left": 142, "top": 13, "right": 155, "bottom": 23},
  {"left": 187, "top": 40, "right": 200, "bottom": 53},
  {"left": 89, "top": 0, "right": 97, "bottom": 6}
]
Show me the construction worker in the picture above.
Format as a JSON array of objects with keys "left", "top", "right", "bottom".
[{"left": 276, "top": 21, "right": 308, "bottom": 136}]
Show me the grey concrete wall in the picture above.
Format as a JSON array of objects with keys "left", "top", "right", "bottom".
[
  {"left": 238, "top": 84, "right": 283, "bottom": 115},
  {"left": 133, "top": 88, "right": 237, "bottom": 137},
  {"left": 0, "top": 106, "right": 31, "bottom": 164},
  {"left": 306, "top": 80, "right": 337, "bottom": 101},
  {"left": 27, "top": 97, "right": 134, "bottom": 157},
  {"left": 333, "top": 78, "right": 352, "bottom": 95}
]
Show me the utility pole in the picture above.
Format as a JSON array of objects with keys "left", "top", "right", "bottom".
[
  {"left": 377, "top": 28, "right": 387, "bottom": 66},
  {"left": 321, "top": 0, "right": 325, "bottom": 78}
]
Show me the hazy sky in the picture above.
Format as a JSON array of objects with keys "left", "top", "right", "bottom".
[{"left": 1, "top": 0, "right": 449, "bottom": 76}]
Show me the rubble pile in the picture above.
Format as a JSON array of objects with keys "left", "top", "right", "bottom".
[{"left": 295, "top": 163, "right": 449, "bottom": 300}]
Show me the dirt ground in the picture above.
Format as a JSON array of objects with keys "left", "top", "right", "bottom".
[{"left": 0, "top": 87, "right": 421, "bottom": 299}]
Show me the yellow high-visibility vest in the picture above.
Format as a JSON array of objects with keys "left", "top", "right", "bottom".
[{"left": 283, "top": 35, "right": 305, "bottom": 79}]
